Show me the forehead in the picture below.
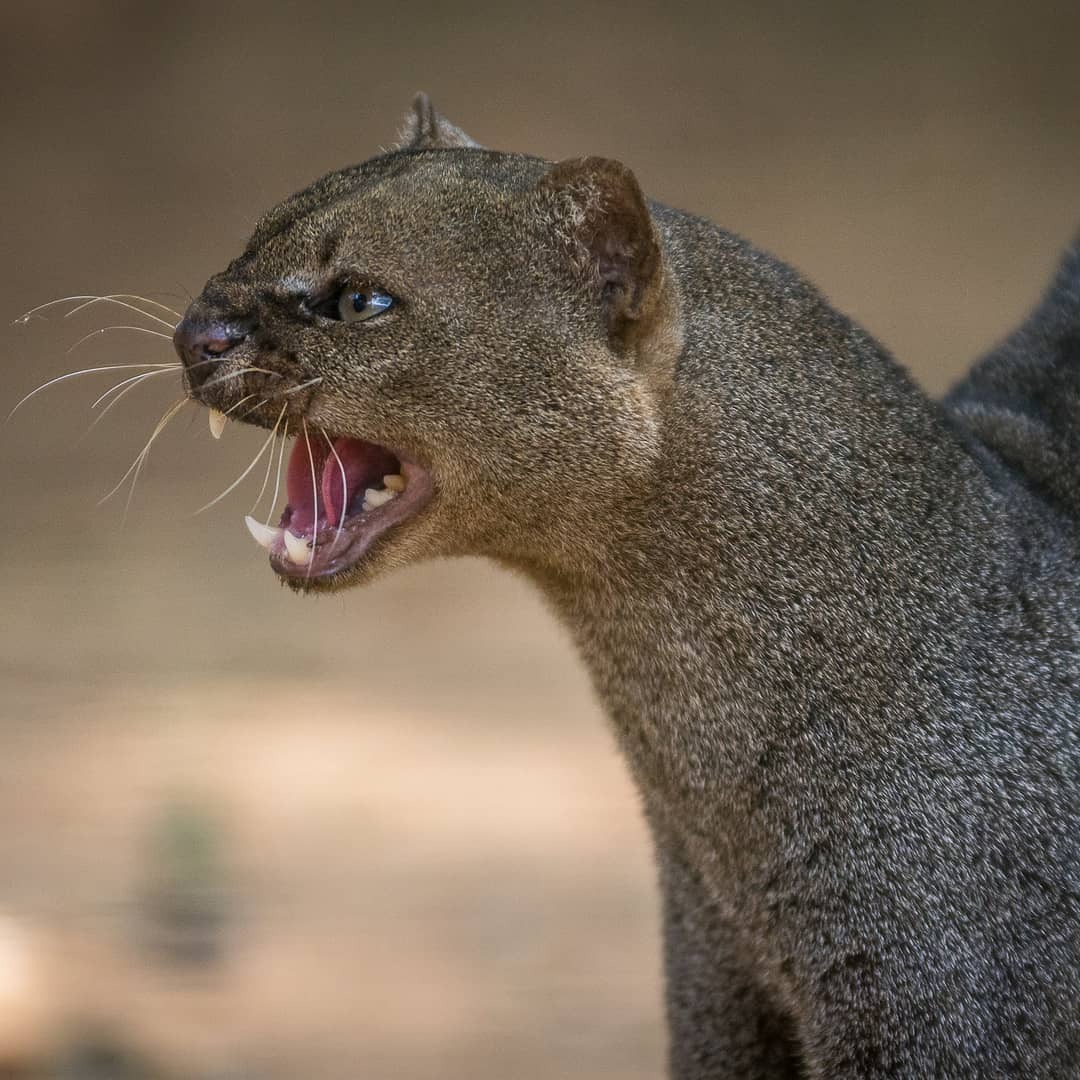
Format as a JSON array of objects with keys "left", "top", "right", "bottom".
[{"left": 242, "top": 149, "right": 549, "bottom": 272}]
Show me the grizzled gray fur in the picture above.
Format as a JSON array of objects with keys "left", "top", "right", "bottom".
[{"left": 177, "top": 96, "right": 1079, "bottom": 1077}]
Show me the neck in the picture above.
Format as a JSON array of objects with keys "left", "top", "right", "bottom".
[{"left": 510, "top": 311, "right": 1002, "bottom": 877}]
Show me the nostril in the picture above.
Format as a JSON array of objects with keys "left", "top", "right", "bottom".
[
  {"left": 201, "top": 332, "right": 246, "bottom": 357},
  {"left": 173, "top": 319, "right": 249, "bottom": 388}
]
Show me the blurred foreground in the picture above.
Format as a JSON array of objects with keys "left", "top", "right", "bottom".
[{"left": 1, "top": 533, "right": 660, "bottom": 1078}]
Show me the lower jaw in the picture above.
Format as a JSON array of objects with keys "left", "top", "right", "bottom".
[{"left": 266, "top": 458, "right": 434, "bottom": 584}]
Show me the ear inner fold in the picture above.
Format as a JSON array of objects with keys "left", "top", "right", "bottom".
[{"left": 539, "top": 156, "right": 663, "bottom": 344}]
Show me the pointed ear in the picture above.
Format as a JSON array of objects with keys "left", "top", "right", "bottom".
[
  {"left": 538, "top": 157, "right": 665, "bottom": 347},
  {"left": 397, "top": 92, "right": 482, "bottom": 150}
]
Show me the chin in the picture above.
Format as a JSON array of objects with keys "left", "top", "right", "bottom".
[{"left": 275, "top": 530, "right": 429, "bottom": 594}]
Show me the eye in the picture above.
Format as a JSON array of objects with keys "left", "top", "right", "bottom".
[{"left": 337, "top": 288, "right": 394, "bottom": 323}]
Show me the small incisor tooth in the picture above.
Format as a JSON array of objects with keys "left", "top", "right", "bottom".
[
  {"left": 282, "top": 529, "right": 311, "bottom": 565},
  {"left": 362, "top": 487, "right": 396, "bottom": 510},
  {"left": 382, "top": 473, "right": 406, "bottom": 493},
  {"left": 208, "top": 408, "right": 227, "bottom": 439},
  {"left": 244, "top": 515, "right": 282, "bottom": 551}
]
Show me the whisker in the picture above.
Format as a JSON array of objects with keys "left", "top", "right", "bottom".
[
  {"left": 82, "top": 369, "right": 182, "bottom": 442},
  {"left": 198, "top": 366, "right": 280, "bottom": 393},
  {"left": 123, "top": 434, "right": 157, "bottom": 528},
  {"left": 303, "top": 417, "right": 318, "bottom": 579},
  {"left": 5, "top": 362, "right": 178, "bottom": 424},
  {"left": 323, "top": 426, "right": 348, "bottom": 550},
  {"left": 195, "top": 393, "right": 265, "bottom": 433},
  {"left": 82, "top": 358, "right": 221, "bottom": 440},
  {"left": 234, "top": 398, "right": 270, "bottom": 423},
  {"left": 185, "top": 379, "right": 259, "bottom": 440},
  {"left": 98, "top": 397, "right": 188, "bottom": 507},
  {"left": 223, "top": 394, "right": 258, "bottom": 417},
  {"left": 250, "top": 420, "right": 286, "bottom": 514},
  {"left": 278, "top": 377, "right": 323, "bottom": 399},
  {"left": 64, "top": 294, "right": 180, "bottom": 327},
  {"left": 91, "top": 356, "right": 222, "bottom": 412},
  {"left": 266, "top": 425, "right": 288, "bottom": 525},
  {"left": 90, "top": 366, "right": 182, "bottom": 409},
  {"left": 66, "top": 324, "right": 173, "bottom": 355},
  {"left": 194, "top": 402, "right": 288, "bottom": 515},
  {"left": 15, "top": 294, "right": 181, "bottom": 329}
]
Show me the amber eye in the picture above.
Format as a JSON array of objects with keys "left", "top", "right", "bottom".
[{"left": 337, "top": 289, "right": 394, "bottom": 323}]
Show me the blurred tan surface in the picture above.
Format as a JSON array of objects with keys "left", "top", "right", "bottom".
[{"left": 2, "top": 2, "right": 1078, "bottom": 1076}]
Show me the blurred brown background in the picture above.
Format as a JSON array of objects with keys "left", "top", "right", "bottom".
[{"left": 2, "top": 2, "right": 1078, "bottom": 1076}]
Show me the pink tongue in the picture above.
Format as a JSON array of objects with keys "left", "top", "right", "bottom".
[
  {"left": 321, "top": 437, "right": 384, "bottom": 528},
  {"left": 285, "top": 433, "right": 330, "bottom": 534},
  {"left": 285, "top": 434, "right": 396, "bottom": 533}
]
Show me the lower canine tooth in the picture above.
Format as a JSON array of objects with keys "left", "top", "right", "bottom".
[
  {"left": 208, "top": 408, "right": 227, "bottom": 439},
  {"left": 362, "top": 487, "right": 397, "bottom": 510},
  {"left": 382, "top": 473, "right": 406, "bottom": 493},
  {"left": 244, "top": 515, "right": 283, "bottom": 551},
  {"left": 283, "top": 530, "right": 311, "bottom": 565}
]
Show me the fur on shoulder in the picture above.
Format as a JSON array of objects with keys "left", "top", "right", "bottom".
[{"left": 946, "top": 236, "right": 1080, "bottom": 520}]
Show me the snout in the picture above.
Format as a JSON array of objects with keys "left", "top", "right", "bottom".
[{"left": 172, "top": 317, "right": 249, "bottom": 391}]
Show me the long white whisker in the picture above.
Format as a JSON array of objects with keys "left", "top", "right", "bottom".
[
  {"left": 92, "top": 355, "right": 219, "bottom": 411},
  {"left": 84, "top": 358, "right": 218, "bottom": 438},
  {"left": 198, "top": 366, "right": 280, "bottom": 393},
  {"left": 5, "top": 362, "right": 178, "bottom": 424},
  {"left": 91, "top": 366, "right": 182, "bottom": 409},
  {"left": 67, "top": 298, "right": 175, "bottom": 330},
  {"left": 133, "top": 294, "right": 183, "bottom": 319},
  {"left": 278, "top": 377, "right": 322, "bottom": 398},
  {"left": 64, "top": 294, "right": 179, "bottom": 328},
  {"left": 266, "top": 426, "right": 288, "bottom": 525},
  {"left": 66, "top": 324, "right": 173, "bottom": 354},
  {"left": 195, "top": 393, "right": 261, "bottom": 436},
  {"left": 122, "top": 397, "right": 186, "bottom": 525},
  {"left": 196, "top": 369, "right": 246, "bottom": 393},
  {"left": 303, "top": 418, "right": 318, "bottom": 579},
  {"left": 223, "top": 394, "right": 257, "bottom": 417},
  {"left": 15, "top": 294, "right": 181, "bottom": 328},
  {"left": 194, "top": 403, "right": 288, "bottom": 515},
  {"left": 250, "top": 418, "right": 286, "bottom": 514},
  {"left": 98, "top": 397, "right": 188, "bottom": 506},
  {"left": 234, "top": 398, "right": 270, "bottom": 423},
  {"left": 123, "top": 430, "right": 158, "bottom": 528},
  {"left": 323, "top": 426, "right": 348, "bottom": 550},
  {"left": 82, "top": 370, "right": 181, "bottom": 442},
  {"left": 195, "top": 391, "right": 274, "bottom": 430}
]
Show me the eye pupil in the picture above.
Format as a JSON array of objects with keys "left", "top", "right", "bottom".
[{"left": 352, "top": 293, "right": 368, "bottom": 312}]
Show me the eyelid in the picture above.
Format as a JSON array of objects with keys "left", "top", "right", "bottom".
[
  {"left": 304, "top": 278, "right": 353, "bottom": 317},
  {"left": 306, "top": 280, "right": 398, "bottom": 322},
  {"left": 317, "top": 276, "right": 383, "bottom": 302}
]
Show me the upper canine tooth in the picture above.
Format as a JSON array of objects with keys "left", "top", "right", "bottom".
[
  {"left": 208, "top": 408, "right": 227, "bottom": 439},
  {"left": 244, "top": 515, "right": 283, "bottom": 551},
  {"left": 283, "top": 529, "right": 311, "bottom": 565},
  {"left": 382, "top": 473, "right": 406, "bottom": 493},
  {"left": 362, "top": 487, "right": 397, "bottom": 510}
]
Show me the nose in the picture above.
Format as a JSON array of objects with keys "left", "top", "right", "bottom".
[{"left": 172, "top": 318, "right": 248, "bottom": 390}]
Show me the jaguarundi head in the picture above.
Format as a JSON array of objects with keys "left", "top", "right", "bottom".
[{"left": 174, "top": 94, "right": 682, "bottom": 591}]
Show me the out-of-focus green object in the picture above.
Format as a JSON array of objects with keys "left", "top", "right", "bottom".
[{"left": 138, "top": 797, "right": 230, "bottom": 968}]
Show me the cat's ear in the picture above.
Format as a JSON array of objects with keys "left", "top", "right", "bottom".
[
  {"left": 398, "top": 93, "right": 481, "bottom": 150},
  {"left": 538, "top": 157, "right": 665, "bottom": 346}
]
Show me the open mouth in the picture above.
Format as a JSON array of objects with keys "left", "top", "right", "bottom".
[{"left": 243, "top": 428, "right": 433, "bottom": 583}]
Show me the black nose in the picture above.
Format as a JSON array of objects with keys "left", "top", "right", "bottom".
[{"left": 172, "top": 318, "right": 248, "bottom": 390}]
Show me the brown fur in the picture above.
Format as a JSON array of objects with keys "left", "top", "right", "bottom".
[{"left": 177, "top": 98, "right": 1079, "bottom": 1078}]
